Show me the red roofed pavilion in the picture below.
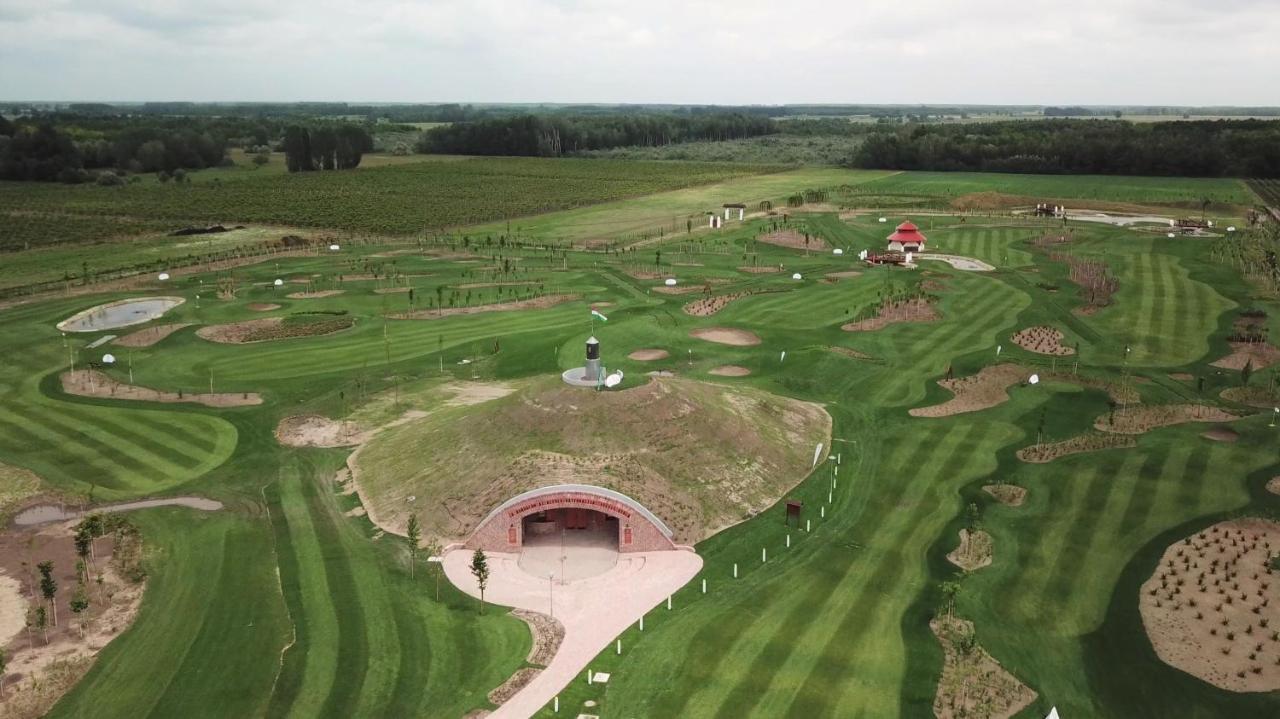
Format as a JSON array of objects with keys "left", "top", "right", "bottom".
[{"left": 886, "top": 220, "right": 926, "bottom": 252}]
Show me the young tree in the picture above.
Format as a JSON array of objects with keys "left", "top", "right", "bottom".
[
  {"left": 425, "top": 538, "right": 443, "bottom": 602},
  {"left": 70, "top": 584, "right": 89, "bottom": 638},
  {"left": 469, "top": 550, "right": 490, "bottom": 613},
  {"left": 1242, "top": 358, "right": 1254, "bottom": 387},
  {"left": 406, "top": 514, "right": 421, "bottom": 578},
  {"left": 74, "top": 525, "right": 93, "bottom": 570},
  {"left": 37, "top": 561, "right": 57, "bottom": 626},
  {"left": 34, "top": 606, "right": 48, "bottom": 644},
  {"left": 0, "top": 646, "right": 6, "bottom": 696},
  {"left": 939, "top": 581, "right": 961, "bottom": 618}
]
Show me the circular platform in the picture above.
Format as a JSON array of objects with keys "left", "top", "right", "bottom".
[{"left": 561, "top": 367, "right": 599, "bottom": 387}]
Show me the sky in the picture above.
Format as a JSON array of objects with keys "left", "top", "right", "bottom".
[{"left": 1, "top": 0, "right": 1278, "bottom": 106}]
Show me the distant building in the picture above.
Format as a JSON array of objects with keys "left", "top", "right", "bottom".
[
  {"left": 886, "top": 220, "right": 927, "bottom": 252},
  {"left": 722, "top": 203, "right": 746, "bottom": 221}
]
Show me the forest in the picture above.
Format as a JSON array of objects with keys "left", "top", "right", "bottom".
[{"left": 851, "top": 120, "right": 1280, "bottom": 177}]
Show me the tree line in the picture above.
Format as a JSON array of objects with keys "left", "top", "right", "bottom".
[
  {"left": 851, "top": 120, "right": 1280, "bottom": 177},
  {"left": 416, "top": 113, "right": 777, "bottom": 156},
  {"left": 281, "top": 124, "right": 373, "bottom": 172}
]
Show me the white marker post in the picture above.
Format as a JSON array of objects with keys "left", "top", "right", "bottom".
[
  {"left": 554, "top": 697, "right": 559, "bottom": 713},
  {"left": 639, "top": 616, "right": 644, "bottom": 631},
  {"left": 701, "top": 579, "right": 707, "bottom": 594},
  {"left": 667, "top": 595, "right": 672, "bottom": 610},
  {"left": 821, "top": 506, "right": 826, "bottom": 519},
  {"left": 733, "top": 563, "right": 738, "bottom": 578},
  {"left": 616, "top": 639, "right": 622, "bottom": 655},
  {"left": 786, "top": 534, "right": 791, "bottom": 548},
  {"left": 806, "top": 519, "right": 811, "bottom": 532},
  {"left": 587, "top": 670, "right": 593, "bottom": 685},
  {"left": 762, "top": 547, "right": 767, "bottom": 563}
]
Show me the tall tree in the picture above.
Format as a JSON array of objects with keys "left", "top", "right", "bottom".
[
  {"left": 70, "top": 583, "right": 89, "bottom": 638},
  {"left": 469, "top": 550, "right": 490, "bottom": 613},
  {"left": 425, "top": 538, "right": 443, "bottom": 601},
  {"left": 406, "top": 514, "right": 421, "bottom": 578},
  {"left": 37, "top": 561, "right": 57, "bottom": 626}
]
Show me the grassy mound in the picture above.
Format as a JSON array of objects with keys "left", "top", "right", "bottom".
[{"left": 355, "top": 376, "right": 831, "bottom": 544}]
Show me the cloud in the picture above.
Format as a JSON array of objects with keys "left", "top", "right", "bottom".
[{"left": 0, "top": 0, "right": 1275, "bottom": 104}]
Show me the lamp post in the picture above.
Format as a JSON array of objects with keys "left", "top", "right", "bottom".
[{"left": 549, "top": 573, "right": 555, "bottom": 619}]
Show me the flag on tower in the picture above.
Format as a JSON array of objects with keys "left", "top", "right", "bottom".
[{"left": 591, "top": 309, "right": 609, "bottom": 322}]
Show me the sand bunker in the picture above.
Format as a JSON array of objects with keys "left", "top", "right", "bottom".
[
  {"left": 247, "top": 303, "right": 281, "bottom": 311},
  {"left": 1016, "top": 432, "right": 1137, "bottom": 463},
  {"left": 910, "top": 364, "right": 1028, "bottom": 418},
  {"left": 286, "top": 289, "right": 344, "bottom": 299},
  {"left": 931, "top": 616, "right": 1037, "bottom": 719},
  {"left": 113, "top": 323, "right": 193, "bottom": 347},
  {"left": 758, "top": 229, "right": 829, "bottom": 251},
  {"left": 1095, "top": 404, "right": 1239, "bottom": 434},
  {"left": 391, "top": 294, "right": 578, "bottom": 320},
  {"left": 197, "top": 316, "right": 353, "bottom": 344},
  {"left": 983, "top": 484, "right": 1026, "bottom": 507},
  {"left": 1202, "top": 426, "right": 1240, "bottom": 442},
  {"left": 0, "top": 573, "right": 24, "bottom": 648},
  {"left": 61, "top": 370, "right": 261, "bottom": 408},
  {"left": 946, "top": 529, "right": 993, "bottom": 571},
  {"left": 1211, "top": 342, "right": 1280, "bottom": 371},
  {"left": 709, "top": 365, "right": 751, "bottom": 377},
  {"left": 1140, "top": 518, "right": 1280, "bottom": 692},
  {"left": 1011, "top": 326, "right": 1075, "bottom": 356},
  {"left": 842, "top": 298, "right": 939, "bottom": 332},
  {"left": 275, "top": 414, "right": 367, "bottom": 448},
  {"left": 689, "top": 327, "right": 762, "bottom": 346},
  {"left": 628, "top": 349, "right": 670, "bottom": 361},
  {"left": 919, "top": 254, "right": 995, "bottom": 272},
  {"left": 1267, "top": 477, "right": 1280, "bottom": 495}
]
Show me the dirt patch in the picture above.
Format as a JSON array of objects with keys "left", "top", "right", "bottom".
[
  {"left": 373, "top": 287, "right": 411, "bottom": 294},
  {"left": 652, "top": 285, "right": 705, "bottom": 295},
  {"left": 930, "top": 615, "right": 1037, "bottom": 719},
  {"left": 1011, "top": 326, "right": 1075, "bottom": 356},
  {"left": 1220, "top": 385, "right": 1280, "bottom": 409},
  {"left": 0, "top": 520, "right": 145, "bottom": 719},
  {"left": 684, "top": 292, "right": 755, "bottom": 317},
  {"left": 1139, "top": 518, "right": 1280, "bottom": 693},
  {"left": 689, "top": 327, "right": 762, "bottom": 346},
  {"left": 390, "top": 294, "right": 578, "bottom": 320},
  {"left": 112, "top": 323, "right": 193, "bottom": 348},
  {"left": 738, "top": 265, "right": 782, "bottom": 274},
  {"left": 512, "top": 609, "right": 564, "bottom": 666},
  {"left": 275, "top": 414, "right": 367, "bottom": 448},
  {"left": 1169, "top": 372, "right": 1195, "bottom": 381},
  {"left": 1016, "top": 432, "right": 1137, "bottom": 463},
  {"left": 622, "top": 268, "right": 664, "bottom": 280},
  {"left": 983, "top": 484, "right": 1026, "bottom": 507},
  {"left": 247, "top": 303, "right": 280, "bottom": 312},
  {"left": 1202, "top": 426, "right": 1240, "bottom": 442},
  {"left": 455, "top": 281, "right": 539, "bottom": 290},
  {"left": 196, "top": 315, "right": 354, "bottom": 344},
  {"left": 628, "top": 349, "right": 670, "bottom": 361},
  {"left": 946, "top": 529, "right": 993, "bottom": 572},
  {"left": 757, "top": 229, "right": 829, "bottom": 251},
  {"left": 910, "top": 364, "right": 1028, "bottom": 418},
  {"left": 1095, "top": 404, "right": 1240, "bottom": 434},
  {"left": 842, "top": 298, "right": 939, "bottom": 332},
  {"left": 285, "top": 289, "right": 344, "bottom": 299},
  {"left": 60, "top": 370, "right": 261, "bottom": 408},
  {"left": 0, "top": 463, "right": 44, "bottom": 521},
  {"left": 1267, "top": 477, "right": 1280, "bottom": 495},
  {"left": 1211, "top": 342, "right": 1280, "bottom": 371},
  {"left": 825, "top": 271, "right": 863, "bottom": 280},
  {"left": 709, "top": 365, "right": 751, "bottom": 377},
  {"left": 827, "top": 346, "right": 872, "bottom": 360}
]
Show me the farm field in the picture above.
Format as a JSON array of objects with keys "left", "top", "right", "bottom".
[{"left": 0, "top": 166, "right": 1277, "bottom": 719}]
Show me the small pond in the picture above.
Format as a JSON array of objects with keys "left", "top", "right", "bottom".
[{"left": 57, "top": 296, "right": 185, "bottom": 332}]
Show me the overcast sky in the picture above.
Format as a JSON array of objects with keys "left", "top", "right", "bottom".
[{"left": 1, "top": 0, "right": 1277, "bottom": 105}]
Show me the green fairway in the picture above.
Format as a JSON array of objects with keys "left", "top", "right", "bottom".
[{"left": 851, "top": 171, "right": 1256, "bottom": 207}]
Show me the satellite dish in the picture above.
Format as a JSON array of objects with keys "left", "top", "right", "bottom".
[
  {"left": 833, "top": 248, "right": 843, "bottom": 255},
  {"left": 273, "top": 278, "right": 284, "bottom": 286},
  {"left": 102, "top": 353, "right": 116, "bottom": 364},
  {"left": 604, "top": 371, "right": 624, "bottom": 388},
  {"left": 157, "top": 272, "right": 170, "bottom": 281},
  {"left": 878, "top": 217, "right": 887, "bottom": 223},
  {"left": 791, "top": 273, "right": 802, "bottom": 280},
  {"left": 1028, "top": 374, "right": 1040, "bottom": 385},
  {"left": 328, "top": 243, "right": 340, "bottom": 251},
  {"left": 664, "top": 278, "right": 677, "bottom": 286}
]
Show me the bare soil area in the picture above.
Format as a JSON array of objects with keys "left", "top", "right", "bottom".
[
  {"left": 1139, "top": 518, "right": 1280, "bottom": 692},
  {"left": 1095, "top": 404, "right": 1239, "bottom": 434},
  {"left": 709, "top": 365, "right": 751, "bottom": 377},
  {"left": 275, "top": 414, "right": 368, "bottom": 448},
  {"left": 1202, "top": 426, "right": 1240, "bottom": 442},
  {"left": 0, "top": 463, "right": 45, "bottom": 520},
  {"left": 1011, "top": 326, "right": 1075, "bottom": 356},
  {"left": 983, "top": 484, "right": 1026, "bottom": 507},
  {"left": 946, "top": 529, "right": 993, "bottom": 572},
  {"left": 825, "top": 271, "right": 863, "bottom": 280},
  {"left": 628, "top": 349, "right": 670, "bottom": 361},
  {"left": 930, "top": 615, "right": 1037, "bottom": 719},
  {"left": 758, "top": 229, "right": 829, "bottom": 251},
  {"left": 196, "top": 316, "right": 354, "bottom": 343},
  {"left": 652, "top": 285, "right": 705, "bottom": 295},
  {"left": 738, "top": 265, "right": 782, "bottom": 274},
  {"left": 1212, "top": 342, "right": 1280, "bottom": 371},
  {"left": 1016, "top": 432, "right": 1137, "bottom": 463},
  {"left": 390, "top": 294, "right": 578, "bottom": 320},
  {"left": 1221, "top": 385, "right": 1280, "bottom": 409},
  {"left": 246, "top": 303, "right": 281, "bottom": 311},
  {"left": 61, "top": 370, "right": 261, "bottom": 408},
  {"left": 285, "top": 289, "right": 344, "bottom": 299},
  {"left": 112, "top": 323, "right": 193, "bottom": 347},
  {"left": 689, "top": 327, "right": 762, "bottom": 346},
  {"left": 910, "top": 364, "right": 1028, "bottom": 418},
  {"left": 684, "top": 292, "right": 752, "bottom": 317},
  {"left": 842, "top": 298, "right": 939, "bottom": 332},
  {"left": 1267, "top": 477, "right": 1280, "bottom": 496}
]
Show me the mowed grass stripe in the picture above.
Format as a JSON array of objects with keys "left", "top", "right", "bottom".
[
  {"left": 130, "top": 413, "right": 220, "bottom": 454},
  {"left": 0, "top": 405, "right": 166, "bottom": 484}
]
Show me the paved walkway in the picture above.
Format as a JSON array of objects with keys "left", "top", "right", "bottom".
[
  {"left": 917, "top": 253, "right": 996, "bottom": 272},
  {"left": 443, "top": 547, "right": 702, "bottom": 718}
]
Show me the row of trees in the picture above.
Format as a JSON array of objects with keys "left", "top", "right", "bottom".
[
  {"left": 282, "top": 124, "right": 372, "bottom": 172},
  {"left": 0, "top": 119, "right": 231, "bottom": 182},
  {"left": 418, "top": 113, "right": 777, "bottom": 156},
  {"left": 852, "top": 119, "right": 1280, "bottom": 177}
]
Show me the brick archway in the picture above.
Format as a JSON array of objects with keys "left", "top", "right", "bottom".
[{"left": 466, "top": 484, "right": 678, "bottom": 553}]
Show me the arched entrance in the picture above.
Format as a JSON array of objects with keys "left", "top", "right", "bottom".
[{"left": 466, "top": 484, "right": 678, "bottom": 555}]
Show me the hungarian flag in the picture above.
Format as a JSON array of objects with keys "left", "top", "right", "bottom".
[{"left": 591, "top": 309, "right": 609, "bottom": 322}]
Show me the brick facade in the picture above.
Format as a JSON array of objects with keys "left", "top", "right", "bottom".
[{"left": 466, "top": 488, "right": 678, "bottom": 553}]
